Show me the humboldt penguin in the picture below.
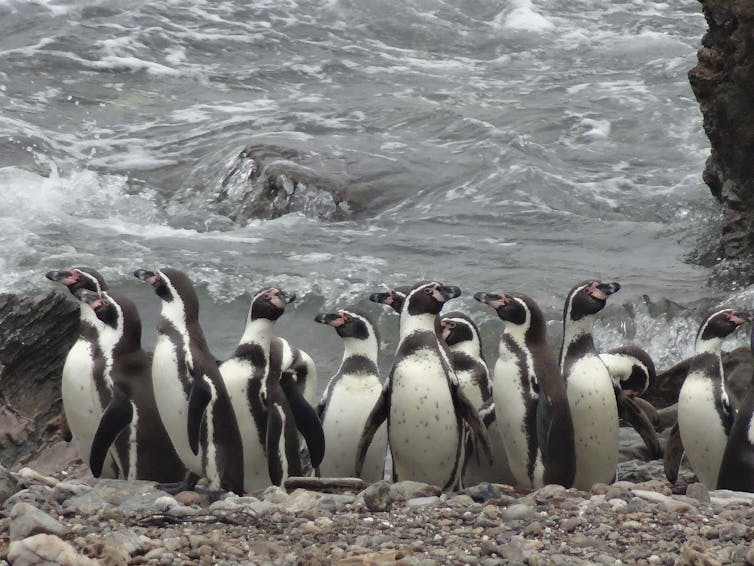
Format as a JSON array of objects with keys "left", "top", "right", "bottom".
[
  {"left": 315, "top": 309, "right": 387, "bottom": 482},
  {"left": 134, "top": 267, "right": 244, "bottom": 494},
  {"left": 356, "top": 281, "right": 491, "bottom": 489},
  {"left": 475, "top": 291, "right": 575, "bottom": 488},
  {"left": 559, "top": 280, "right": 620, "bottom": 490}
]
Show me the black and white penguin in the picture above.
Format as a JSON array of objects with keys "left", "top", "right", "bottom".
[
  {"left": 600, "top": 346, "right": 661, "bottom": 460},
  {"left": 356, "top": 281, "right": 491, "bottom": 489},
  {"left": 219, "top": 287, "right": 324, "bottom": 490},
  {"left": 439, "top": 311, "right": 501, "bottom": 485},
  {"left": 75, "top": 289, "right": 186, "bottom": 483},
  {"left": 314, "top": 309, "right": 387, "bottom": 482},
  {"left": 369, "top": 288, "right": 408, "bottom": 315},
  {"left": 134, "top": 267, "right": 244, "bottom": 495},
  {"left": 559, "top": 280, "right": 620, "bottom": 490},
  {"left": 475, "top": 291, "right": 576, "bottom": 488},
  {"left": 676, "top": 308, "right": 744, "bottom": 489},
  {"left": 45, "top": 267, "right": 121, "bottom": 477},
  {"left": 717, "top": 317, "right": 754, "bottom": 492}
]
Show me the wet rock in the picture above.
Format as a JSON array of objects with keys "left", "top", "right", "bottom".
[
  {"left": 461, "top": 482, "right": 501, "bottom": 502},
  {"left": 0, "top": 463, "right": 21, "bottom": 504},
  {"left": 361, "top": 480, "right": 392, "bottom": 512},
  {"left": 8, "top": 533, "right": 98, "bottom": 566},
  {"left": 9, "top": 502, "right": 68, "bottom": 541},
  {"left": 389, "top": 481, "right": 441, "bottom": 502}
]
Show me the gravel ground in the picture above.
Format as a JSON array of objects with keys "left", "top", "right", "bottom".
[{"left": 2, "top": 461, "right": 754, "bottom": 566}]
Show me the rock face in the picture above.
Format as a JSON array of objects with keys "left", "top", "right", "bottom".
[
  {"left": 690, "top": 1, "right": 754, "bottom": 260},
  {"left": 0, "top": 292, "right": 78, "bottom": 468}
]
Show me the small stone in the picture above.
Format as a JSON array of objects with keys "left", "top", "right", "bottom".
[
  {"left": 562, "top": 517, "right": 583, "bottom": 533},
  {"left": 719, "top": 522, "right": 748, "bottom": 542},
  {"left": 482, "top": 505, "right": 499, "bottom": 520},
  {"left": 685, "top": 482, "right": 710, "bottom": 503},
  {"left": 462, "top": 482, "right": 502, "bottom": 502},
  {"left": 262, "top": 485, "right": 290, "bottom": 504},
  {"left": 8, "top": 534, "right": 98, "bottom": 566},
  {"left": 447, "top": 494, "right": 476, "bottom": 508},
  {"left": 389, "top": 481, "right": 441, "bottom": 501},
  {"left": 153, "top": 496, "right": 178, "bottom": 511},
  {"left": 535, "top": 484, "right": 566, "bottom": 501},
  {"left": 745, "top": 545, "right": 754, "bottom": 565},
  {"left": 631, "top": 480, "right": 671, "bottom": 495},
  {"left": 677, "top": 536, "right": 721, "bottom": 566},
  {"left": 663, "top": 498, "right": 692, "bottom": 514},
  {"left": 405, "top": 496, "right": 440, "bottom": 508},
  {"left": 9, "top": 502, "right": 68, "bottom": 541},
  {"left": 284, "top": 476, "right": 367, "bottom": 493},
  {"left": 287, "top": 488, "right": 323, "bottom": 512},
  {"left": 51, "top": 481, "right": 92, "bottom": 503},
  {"left": 17, "top": 468, "right": 58, "bottom": 488},
  {"left": 590, "top": 483, "right": 609, "bottom": 495},
  {"left": 501, "top": 503, "right": 533, "bottom": 521},
  {"left": 175, "top": 490, "right": 203, "bottom": 507},
  {"left": 361, "top": 480, "right": 392, "bottom": 512}
]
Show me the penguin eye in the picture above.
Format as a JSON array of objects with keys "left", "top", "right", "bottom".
[
  {"left": 448, "top": 322, "right": 456, "bottom": 329},
  {"left": 423, "top": 287, "right": 433, "bottom": 295},
  {"left": 342, "top": 314, "right": 352, "bottom": 323}
]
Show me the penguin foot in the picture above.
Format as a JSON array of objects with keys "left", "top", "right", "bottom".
[{"left": 157, "top": 472, "right": 199, "bottom": 495}]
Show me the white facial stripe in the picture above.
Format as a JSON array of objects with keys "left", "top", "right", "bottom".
[
  {"left": 159, "top": 272, "right": 193, "bottom": 369},
  {"left": 77, "top": 270, "right": 102, "bottom": 294}
]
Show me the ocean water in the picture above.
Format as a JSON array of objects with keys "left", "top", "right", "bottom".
[{"left": 0, "top": 0, "right": 748, "bottom": 386}]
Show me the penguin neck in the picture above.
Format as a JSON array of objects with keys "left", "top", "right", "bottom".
[
  {"left": 240, "top": 318, "right": 276, "bottom": 351},
  {"left": 502, "top": 322, "right": 529, "bottom": 348},
  {"left": 400, "top": 312, "right": 438, "bottom": 340},
  {"left": 560, "top": 314, "right": 596, "bottom": 364},
  {"left": 449, "top": 339, "right": 481, "bottom": 360},
  {"left": 160, "top": 295, "right": 189, "bottom": 332},
  {"left": 79, "top": 302, "right": 99, "bottom": 330},
  {"left": 694, "top": 336, "right": 723, "bottom": 356},
  {"left": 342, "top": 334, "right": 378, "bottom": 363}
]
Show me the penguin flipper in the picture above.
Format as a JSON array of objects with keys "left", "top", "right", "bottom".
[
  {"left": 630, "top": 397, "right": 660, "bottom": 427},
  {"left": 615, "top": 387, "right": 662, "bottom": 460},
  {"left": 355, "top": 379, "right": 391, "bottom": 477},
  {"left": 663, "top": 422, "right": 684, "bottom": 485},
  {"left": 187, "top": 366, "right": 212, "bottom": 456},
  {"left": 281, "top": 373, "right": 325, "bottom": 468},
  {"left": 266, "top": 402, "right": 285, "bottom": 486},
  {"left": 452, "top": 383, "right": 493, "bottom": 465},
  {"left": 90, "top": 386, "right": 133, "bottom": 478}
]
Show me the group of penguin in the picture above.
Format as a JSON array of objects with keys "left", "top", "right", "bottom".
[{"left": 44, "top": 267, "right": 754, "bottom": 496}]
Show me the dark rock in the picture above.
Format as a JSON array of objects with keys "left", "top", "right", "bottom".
[
  {"left": 0, "top": 464, "right": 21, "bottom": 504},
  {"left": 0, "top": 292, "right": 78, "bottom": 469},
  {"left": 690, "top": 1, "right": 754, "bottom": 263},
  {"left": 284, "top": 476, "right": 367, "bottom": 494},
  {"left": 461, "top": 482, "right": 502, "bottom": 503}
]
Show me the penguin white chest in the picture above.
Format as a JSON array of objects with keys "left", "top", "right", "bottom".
[
  {"left": 61, "top": 339, "right": 101, "bottom": 461},
  {"left": 492, "top": 353, "right": 534, "bottom": 488},
  {"left": 390, "top": 348, "right": 460, "bottom": 487},
  {"left": 152, "top": 334, "right": 201, "bottom": 474},
  {"left": 678, "top": 372, "right": 728, "bottom": 489},
  {"left": 565, "top": 355, "right": 618, "bottom": 490},
  {"left": 321, "top": 374, "right": 387, "bottom": 482},
  {"left": 220, "top": 359, "right": 268, "bottom": 492}
]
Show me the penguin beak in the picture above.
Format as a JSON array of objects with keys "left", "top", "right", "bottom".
[
  {"left": 134, "top": 269, "right": 158, "bottom": 286},
  {"left": 728, "top": 310, "right": 747, "bottom": 327},
  {"left": 596, "top": 281, "right": 621, "bottom": 296},
  {"left": 438, "top": 285, "right": 462, "bottom": 302},
  {"left": 315, "top": 312, "right": 344, "bottom": 327},
  {"left": 370, "top": 290, "right": 404, "bottom": 313},
  {"left": 369, "top": 291, "right": 391, "bottom": 304},
  {"left": 45, "top": 269, "right": 76, "bottom": 286},
  {"left": 474, "top": 292, "right": 506, "bottom": 309}
]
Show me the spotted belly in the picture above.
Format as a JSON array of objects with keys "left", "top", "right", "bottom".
[{"left": 389, "top": 349, "right": 460, "bottom": 488}]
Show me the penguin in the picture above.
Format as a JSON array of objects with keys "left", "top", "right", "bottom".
[
  {"left": 439, "top": 311, "right": 500, "bottom": 485},
  {"left": 75, "top": 289, "right": 187, "bottom": 483},
  {"left": 559, "top": 280, "right": 620, "bottom": 490},
  {"left": 600, "top": 346, "right": 662, "bottom": 460},
  {"left": 219, "top": 287, "right": 324, "bottom": 490},
  {"left": 314, "top": 309, "right": 387, "bottom": 482},
  {"left": 356, "top": 281, "right": 491, "bottom": 490},
  {"left": 134, "top": 267, "right": 244, "bottom": 495},
  {"left": 475, "top": 291, "right": 576, "bottom": 488},
  {"left": 45, "top": 267, "right": 121, "bottom": 478},
  {"left": 369, "top": 288, "right": 408, "bottom": 315},
  {"left": 676, "top": 308, "right": 744, "bottom": 489},
  {"left": 717, "top": 316, "right": 754, "bottom": 492}
]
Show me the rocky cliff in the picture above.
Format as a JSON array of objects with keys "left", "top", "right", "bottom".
[{"left": 690, "top": 1, "right": 754, "bottom": 260}]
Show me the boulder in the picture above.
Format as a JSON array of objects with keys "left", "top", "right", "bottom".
[
  {"left": 690, "top": 1, "right": 754, "bottom": 262},
  {"left": 0, "top": 292, "right": 78, "bottom": 469}
]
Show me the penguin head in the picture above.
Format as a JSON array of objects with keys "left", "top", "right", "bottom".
[
  {"left": 75, "top": 289, "right": 119, "bottom": 329},
  {"left": 603, "top": 346, "right": 656, "bottom": 397},
  {"left": 46, "top": 267, "right": 107, "bottom": 296},
  {"left": 405, "top": 281, "right": 462, "bottom": 316},
  {"left": 565, "top": 280, "right": 620, "bottom": 321},
  {"left": 369, "top": 287, "right": 408, "bottom": 314},
  {"left": 314, "top": 309, "right": 378, "bottom": 342},
  {"left": 249, "top": 287, "right": 296, "bottom": 321},
  {"left": 474, "top": 292, "right": 529, "bottom": 326},
  {"left": 134, "top": 267, "right": 198, "bottom": 308},
  {"left": 698, "top": 308, "right": 746, "bottom": 343},
  {"left": 440, "top": 311, "right": 483, "bottom": 356}
]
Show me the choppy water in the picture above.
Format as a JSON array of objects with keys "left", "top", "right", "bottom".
[{"left": 1, "top": 0, "right": 749, "bottom": 385}]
